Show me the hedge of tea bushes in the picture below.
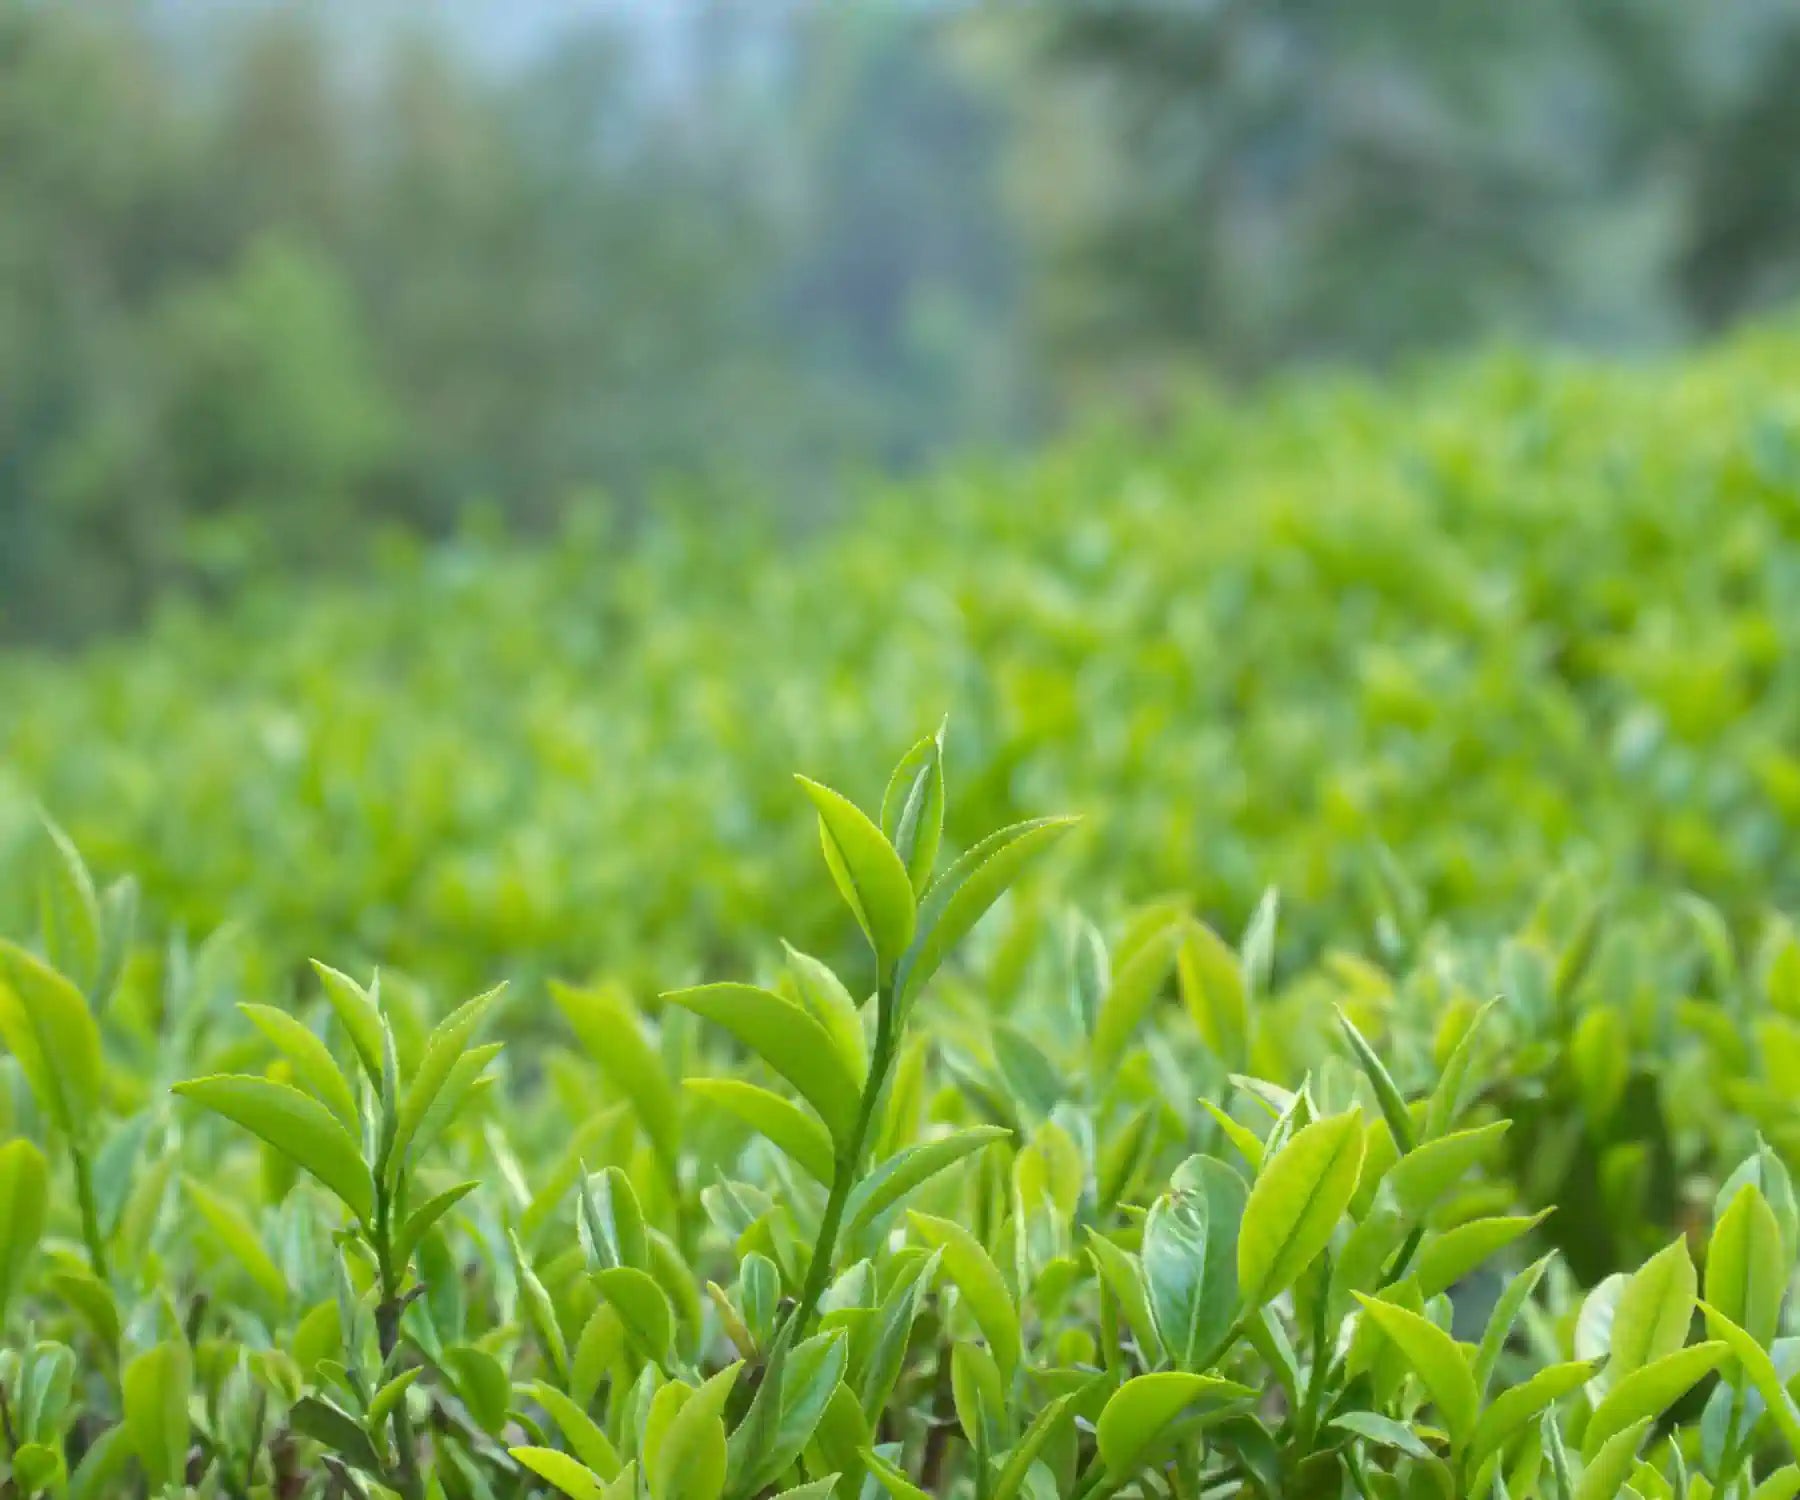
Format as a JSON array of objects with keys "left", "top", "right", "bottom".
[
  {"left": 6, "top": 319, "right": 1800, "bottom": 999},
  {"left": 4, "top": 743, "right": 1800, "bottom": 1497}
]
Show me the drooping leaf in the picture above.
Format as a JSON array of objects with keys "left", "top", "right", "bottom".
[
  {"left": 664, "top": 983, "right": 861, "bottom": 1150},
  {"left": 172, "top": 1074, "right": 375, "bottom": 1222},
  {"left": 291, "top": 1393, "right": 383, "bottom": 1474},
  {"left": 239, "top": 1003, "right": 361, "bottom": 1132},
  {"left": 1095, "top": 1371, "right": 1255, "bottom": 1479},
  {"left": 1354, "top": 1295, "right": 1480, "bottom": 1447},
  {"left": 511, "top": 1447, "right": 608, "bottom": 1500},
  {"left": 909, "top": 1211, "right": 1022, "bottom": 1379}
]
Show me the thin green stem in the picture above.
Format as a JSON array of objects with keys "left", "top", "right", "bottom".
[
  {"left": 786, "top": 984, "right": 898, "bottom": 1342},
  {"left": 373, "top": 1180, "right": 426, "bottom": 1500},
  {"left": 71, "top": 1146, "right": 109, "bottom": 1281},
  {"left": 1295, "top": 1257, "right": 1334, "bottom": 1448}
]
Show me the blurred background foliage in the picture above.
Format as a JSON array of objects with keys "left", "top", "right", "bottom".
[{"left": 7, "top": 0, "right": 1800, "bottom": 644}]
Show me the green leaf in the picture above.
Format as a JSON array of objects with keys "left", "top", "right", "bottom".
[
  {"left": 0, "top": 938, "right": 103, "bottom": 1135},
  {"left": 184, "top": 1175, "right": 286, "bottom": 1306},
  {"left": 782, "top": 944, "right": 868, "bottom": 1086},
  {"left": 1386, "top": 1120, "right": 1511, "bottom": 1219},
  {"left": 1752, "top": 1466, "right": 1800, "bottom": 1500},
  {"left": 1354, "top": 1295, "right": 1480, "bottom": 1447},
  {"left": 727, "top": 1329, "right": 847, "bottom": 1497},
  {"left": 392, "top": 983, "right": 506, "bottom": 1175},
  {"left": 1697, "top": 1301, "right": 1800, "bottom": 1452},
  {"left": 797, "top": 775, "right": 917, "bottom": 974},
  {"left": 595, "top": 1265, "right": 674, "bottom": 1364},
  {"left": 857, "top": 1251, "right": 941, "bottom": 1421},
  {"left": 1337, "top": 1007, "right": 1416, "bottom": 1153},
  {"left": 444, "top": 1344, "right": 511, "bottom": 1434},
  {"left": 172, "top": 1074, "right": 375, "bottom": 1222},
  {"left": 993, "top": 1394, "right": 1077, "bottom": 1500},
  {"left": 67, "top": 1423, "right": 133, "bottom": 1500},
  {"left": 1179, "top": 919, "right": 1250, "bottom": 1071},
  {"left": 896, "top": 817, "right": 1079, "bottom": 1011},
  {"left": 864, "top": 1447, "right": 932, "bottom": 1500},
  {"left": 1573, "top": 1419, "right": 1652, "bottom": 1500},
  {"left": 366, "top": 1368, "right": 422, "bottom": 1434},
  {"left": 650, "top": 1363, "right": 739, "bottom": 1500},
  {"left": 581, "top": 1166, "right": 650, "bottom": 1272},
  {"left": 1331, "top": 1411, "right": 1436, "bottom": 1460},
  {"left": 1414, "top": 1213, "right": 1550, "bottom": 1300},
  {"left": 530, "top": 1383, "right": 622, "bottom": 1481},
  {"left": 844, "top": 1126, "right": 1010, "bottom": 1238},
  {"left": 1608, "top": 1238, "right": 1697, "bottom": 1390},
  {"left": 553, "top": 982, "right": 680, "bottom": 1174},
  {"left": 309, "top": 961, "right": 387, "bottom": 1088},
  {"left": 664, "top": 983, "right": 861, "bottom": 1150},
  {"left": 239, "top": 1003, "right": 361, "bottom": 1132},
  {"left": 510, "top": 1446, "right": 608, "bottom": 1500},
  {"left": 909, "top": 1211, "right": 1022, "bottom": 1379},
  {"left": 122, "top": 1340, "right": 191, "bottom": 1491},
  {"left": 1583, "top": 1344, "right": 1727, "bottom": 1460},
  {"left": 35, "top": 817, "right": 101, "bottom": 995},
  {"left": 393, "top": 1180, "right": 479, "bottom": 1270},
  {"left": 1238, "top": 1108, "right": 1365, "bottom": 1308},
  {"left": 1096, "top": 1371, "right": 1255, "bottom": 1479},
  {"left": 1087, "top": 1229, "right": 1164, "bottom": 1365},
  {"left": 291, "top": 1393, "right": 383, "bottom": 1474},
  {"left": 1707, "top": 1182, "right": 1786, "bottom": 1349},
  {"left": 0, "top": 1137, "right": 48, "bottom": 1320},
  {"left": 881, "top": 727, "right": 946, "bottom": 897},
  {"left": 1468, "top": 1361, "right": 1601, "bottom": 1469},
  {"left": 1092, "top": 915, "right": 1186, "bottom": 1072},
  {"left": 512, "top": 1230, "right": 570, "bottom": 1381},
  {"left": 1475, "top": 1254, "right": 1557, "bottom": 1393},
  {"left": 1142, "top": 1156, "right": 1244, "bottom": 1369},
  {"left": 686, "top": 1077, "right": 836, "bottom": 1185}
]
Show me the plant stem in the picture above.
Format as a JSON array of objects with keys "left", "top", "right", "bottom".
[
  {"left": 373, "top": 1182, "right": 426, "bottom": 1500},
  {"left": 71, "top": 1145, "right": 109, "bottom": 1281},
  {"left": 786, "top": 984, "right": 897, "bottom": 1341},
  {"left": 1295, "top": 1257, "right": 1333, "bottom": 1448}
]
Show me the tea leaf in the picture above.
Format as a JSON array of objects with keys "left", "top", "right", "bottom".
[
  {"left": 0, "top": 938, "right": 102, "bottom": 1135},
  {"left": 844, "top": 1125, "right": 1009, "bottom": 1238},
  {"left": 173, "top": 1074, "right": 375, "bottom": 1221},
  {"left": 797, "top": 775, "right": 917, "bottom": 973},
  {"left": 664, "top": 983, "right": 861, "bottom": 1149},
  {"left": 1355, "top": 1295, "right": 1480, "bottom": 1447},
  {"left": 687, "top": 1077, "right": 837, "bottom": 1185},
  {"left": 1239, "top": 1108, "right": 1365, "bottom": 1308}
]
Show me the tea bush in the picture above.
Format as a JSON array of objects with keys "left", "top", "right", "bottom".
[
  {"left": 6, "top": 321, "right": 1800, "bottom": 997},
  {"left": 6, "top": 325, "right": 1800, "bottom": 1495},
  {"left": 3, "top": 736, "right": 1800, "bottom": 1497}
]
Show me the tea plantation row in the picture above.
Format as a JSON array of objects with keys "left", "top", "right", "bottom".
[{"left": 2, "top": 325, "right": 1800, "bottom": 1495}]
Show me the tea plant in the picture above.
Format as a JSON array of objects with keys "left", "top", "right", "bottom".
[
  {"left": 9, "top": 321, "right": 1800, "bottom": 996},
  {"left": 1, "top": 736, "right": 1799, "bottom": 1496}
]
